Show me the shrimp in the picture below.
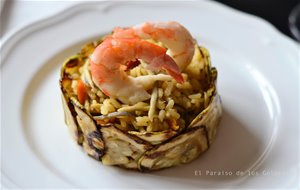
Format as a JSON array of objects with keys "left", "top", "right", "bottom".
[
  {"left": 90, "top": 37, "right": 184, "bottom": 105},
  {"left": 113, "top": 21, "right": 195, "bottom": 71}
]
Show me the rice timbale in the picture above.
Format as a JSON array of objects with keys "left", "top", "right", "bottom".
[{"left": 60, "top": 21, "right": 222, "bottom": 171}]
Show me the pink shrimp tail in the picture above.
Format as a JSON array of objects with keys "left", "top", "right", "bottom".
[
  {"left": 149, "top": 54, "right": 184, "bottom": 84},
  {"left": 166, "top": 69, "right": 184, "bottom": 84}
]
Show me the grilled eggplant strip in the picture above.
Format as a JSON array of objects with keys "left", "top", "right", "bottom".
[
  {"left": 188, "top": 93, "right": 222, "bottom": 144},
  {"left": 100, "top": 125, "right": 153, "bottom": 169},
  {"left": 60, "top": 56, "right": 84, "bottom": 144},
  {"left": 128, "top": 130, "right": 178, "bottom": 145},
  {"left": 74, "top": 105, "right": 105, "bottom": 159},
  {"left": 82, "top": 60, "right": 96, "bottom": 88},
  {"left": 138, "top": 126, "right": 208, "bottom": 171},
  {"left": 61, "top": 94, "right": 83, "bottom": 144}
]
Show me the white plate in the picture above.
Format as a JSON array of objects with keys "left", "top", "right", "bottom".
[{"left": 1, "top": 1, "right": 299, "bottom": 189}]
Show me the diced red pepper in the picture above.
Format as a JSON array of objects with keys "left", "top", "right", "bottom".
[{"left": 77, "top": 80, "right": 87, "bottom": 105}]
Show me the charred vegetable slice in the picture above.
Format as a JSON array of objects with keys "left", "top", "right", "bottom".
[
  {"left": 74, "top": 106, "right": 104, "bottom": 160},
  {"left": 82, "top": 60, "right": 96, "bottom": 88},
  {"left": 100, "top": 125, "right": 152, "bottom": 169},
  {"left": 128, "top": 130, "right": 178, "bottom": 145},
  {"left": 138, "top": 126, "right": 208, "bottom": 171},
  {"left": 188, "top": 94, "right": 222, "bottom": 144},
  {"left": 61, "top": 94, "right": 83, "bottom": 144}
]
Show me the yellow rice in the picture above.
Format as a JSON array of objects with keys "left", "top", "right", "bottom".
[{"left": 63, "top": 40, "right": 216, "bottom": 133}]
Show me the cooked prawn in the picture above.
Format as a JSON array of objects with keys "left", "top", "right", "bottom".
[
  {"left": 90, "top": 37, "right": 184, "bottom": 105},
  {"left": 113, "top": 21, "right": 195, "bottom": 70}
]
